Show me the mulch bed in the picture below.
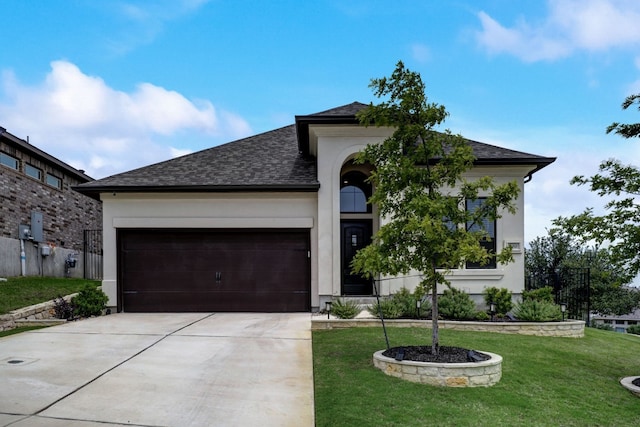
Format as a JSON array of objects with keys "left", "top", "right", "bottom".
[
  {"left": 632, "top": 378, "right": 640, "bottom": 388},
  {"left": 382, "top": 346, "right": 491, "bottom": 363}
]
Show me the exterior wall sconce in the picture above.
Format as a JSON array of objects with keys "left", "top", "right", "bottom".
[
  {"left": 560, "top": 302, "right": 567, "bottom": 321},
  {"left": 325, "top": 301, "right": 332, "bottom": 319}
]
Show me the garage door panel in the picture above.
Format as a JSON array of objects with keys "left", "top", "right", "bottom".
[{"left": 119, "top": 230, "right": 310, "bottom": 312}]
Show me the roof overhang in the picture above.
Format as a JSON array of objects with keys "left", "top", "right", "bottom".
[
  {"left": 73, "top": 183, "right": 321, "bottom": 201},
  {"left": 295, "top": 114, "right": 360, "bottom": 157},
  {"left": 0, "top": 127, "right": 94, "bottom": 182}
]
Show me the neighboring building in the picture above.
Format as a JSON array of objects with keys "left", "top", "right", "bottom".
[
  {"left": 75, "top": 102, "right": 555, "bottom": 313},
  {"left": 0, "top": 126, "right": 102, "bottom": 278},
  {"left": 592, "top": 308, "right": 640, "bottom": 333}
]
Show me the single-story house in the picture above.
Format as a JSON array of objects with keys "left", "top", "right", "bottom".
[{"left": 75, "top": 102, "right": 555, "bottom": 313}]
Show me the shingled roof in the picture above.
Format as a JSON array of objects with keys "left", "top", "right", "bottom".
[{"left": 74, "top": 102, "right": 555, "bottom": 199}]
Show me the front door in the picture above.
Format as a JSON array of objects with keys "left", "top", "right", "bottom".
[{"left": 341, "top": 220, "right": 373, "bottom": 295}]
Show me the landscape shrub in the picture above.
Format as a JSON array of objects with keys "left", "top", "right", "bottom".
[
  {"left": 484, "top": 287, "right": 513, "bottom": 315},
  {"left": 438, "top": 287, "right": 476, "bottom": 320},
  {"left": 367, "top": 298, "right": 403, "bottom": 319},
  {"left": 330, "top": 298, "right": 360, "bottom": 319},
  {"left": 513, "top": 299, "right": 562, "bottom": 322},
  {"left": 475, "top": 310, "right": 490, "bottom": 321},
  {"left": 367, "top": 287, "right": 432, "bottom": 319},
  {"left": 626, "top": 325, "right": 640, "bottom": 335},
  {"left": 53, "top": 296, "right": 74, "bottom": 320},
  {"left": 393, "top": 287, "right": 431, "bottom": 318},
  {"left": 71, "top": 285, "right": 108, "bottom": 318},
  {"left": 522, "top": 287, "right": 555, "bottom": 303}
]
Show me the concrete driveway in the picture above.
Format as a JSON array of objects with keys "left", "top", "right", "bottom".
[{"left": 0, "top": 313, "right": 314, "bottom": 427}]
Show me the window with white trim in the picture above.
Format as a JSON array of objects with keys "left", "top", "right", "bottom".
[{"left": 465, "top": 198, "right": 497, "bottom": 269}]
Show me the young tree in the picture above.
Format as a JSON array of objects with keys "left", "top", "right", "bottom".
[
  {"left": 554, "top": 93, "right": 640, "bottom": 285},
  {"left": 351, "top": 61, "right": 520, "bottom": 355}
]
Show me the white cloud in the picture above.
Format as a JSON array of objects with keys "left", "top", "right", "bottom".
[
  {"left": 0, "top": 60, "right": 252, "bottom": 179},
  {"left": 475, "top": 0, "right": 640, "bottom": 62}
]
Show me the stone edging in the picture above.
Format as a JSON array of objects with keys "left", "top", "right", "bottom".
[
  {"left": 311, "top": 318, "right": 585, "bottom": 337},
  {"left": 373, "top": 349, "right": 502, "bottom": 387},
  {"left": 0, "top": 294, "right": 77, "bottom": 331},
  {"left": 620, "top": 376, "right": 640, "bottom": 397}
]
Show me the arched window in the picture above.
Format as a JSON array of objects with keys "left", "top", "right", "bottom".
[{"left": 340, "top": 171, "right": 371, "bottom": 213}]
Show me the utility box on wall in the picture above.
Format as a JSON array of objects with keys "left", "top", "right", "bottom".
[{"left": 31, "top": 211, "right": 43, "bottom": 242}]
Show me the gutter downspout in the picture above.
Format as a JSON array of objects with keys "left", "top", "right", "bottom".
[{"left": 20, "top": 239, "right": 26, "bottom": 276}]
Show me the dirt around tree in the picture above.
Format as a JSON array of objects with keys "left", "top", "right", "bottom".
[{"left": 382, "top": 346, "right": 491, "bottom": 363}]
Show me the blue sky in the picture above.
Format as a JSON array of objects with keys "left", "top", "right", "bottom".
[{"left": 1, "top": 0, "right": 640, "bottom": 244}]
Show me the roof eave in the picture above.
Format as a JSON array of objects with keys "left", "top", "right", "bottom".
[
  {"left": 295, "top": 114, "right": 360, "bottom": 156},
  {"left": 72, "top": 183, "right": 321, "bottom": 200},
  {"left": 0, "top": 128, "right": 94, "bottom": 182},
  {"left": 473, "top": 157, "right": 556, "bottom": 178}
]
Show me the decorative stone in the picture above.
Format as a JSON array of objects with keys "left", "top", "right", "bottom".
[
  {"left": 620, "top": 376, "right": 640, "bottom": 397},
  {"left": 311, "top": 317, "right": 585, "bottom": 337},
  {"left": 373, "top": 350, "right": 502, "bottom": 387}
]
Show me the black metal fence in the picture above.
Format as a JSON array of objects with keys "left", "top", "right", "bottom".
[
  {"left": 83, "top": 229, "right": 103, "bottom": 280},
  {"left": 525, "top": 267, "right": 591, "bottom": 325}
]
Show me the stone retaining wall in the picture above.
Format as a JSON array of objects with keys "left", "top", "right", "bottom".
[
  {"left": 0, "top": 294, "right": 75, "bottom": 331},
  {"left": 373, "top": 350, "right": 502, "bottom": 387},
  {"left": 311, "top": 318, "right": 585, "bottom": 337}
]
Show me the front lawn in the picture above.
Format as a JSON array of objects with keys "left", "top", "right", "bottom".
[
  {"left": 0, "top": 276, "right": 99, "bottom": 314},
  {"left": 313, "top": 326, "right": 640, "bottom": 426}
]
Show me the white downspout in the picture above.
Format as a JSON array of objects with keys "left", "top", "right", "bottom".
[{"left": 20, "top": 239, "right": 26, "bottom": 276}]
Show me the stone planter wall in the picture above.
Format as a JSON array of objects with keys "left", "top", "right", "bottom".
[
  {"left": 373, "top": 350, "right": 502, "bottom": 387},
  {"left": 620, "top": 377, "right": 640, "bottom": 397},
  {"left": 312, "top": 318, "right": 585, "bottom": 338},
  {"left": 0, "top": 294, "right": 75, "bottom": 331}
]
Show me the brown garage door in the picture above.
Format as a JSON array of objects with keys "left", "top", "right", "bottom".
[{"left": 118, "top": 229, "right": 310, "bottom": 312}]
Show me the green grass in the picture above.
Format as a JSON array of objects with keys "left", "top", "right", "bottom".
[
  {"left": 0, "top": 276, "right": 99, "bottom": 314},
  {"left": 313, "top": 327, "right": 640, "bottom": 427},
  {"left": 0, "top": 326, "right": 47, "bottom": 338}
]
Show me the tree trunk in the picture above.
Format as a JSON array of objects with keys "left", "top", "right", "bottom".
[{"left": 431, "top": 281, "right": 439, "bottom": 355}]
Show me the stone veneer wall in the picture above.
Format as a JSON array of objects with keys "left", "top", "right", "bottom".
[
  {"left": 0, "top": 294, "right": 74, "bottom": 331},
  {"left": 373, "top": 350, "right": 502, "bottom": 387},
  {"left": 311, "top": 318, "right": 585, "bottom": 337}
]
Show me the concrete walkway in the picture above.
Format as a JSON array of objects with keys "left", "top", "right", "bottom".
[{"left": 0, "top": 313, "right": 314, "bottom": 427}]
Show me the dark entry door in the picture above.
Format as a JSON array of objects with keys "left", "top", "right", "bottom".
[
  {"left": 118, "top": 229, "right": 310, "bottom": 312},
  {"left": 341, "top": 220, "right": 373, "bottom": 295}
]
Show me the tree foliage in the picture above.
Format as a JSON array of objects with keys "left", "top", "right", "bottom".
[
  {"left": 351, "top": 61, "right": 520, "bottom": 354},
  {"left": 606, "top": 93, "right": 640, "bottom": 139},
  {"left": 525, "top": 229, "right": 639, "bottom": 316},
  {"left": 554, "top": 93, "right": 640, "bottom": 285}
]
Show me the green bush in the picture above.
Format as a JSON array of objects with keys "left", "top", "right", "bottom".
[
  {"left": 484, "top": 287, "right": 513, "bottom": 315},
  {"left": 71, "top": 285, "right": 108, "bottom": 318},
  {"left": 513, "top": 299, "right": 562, "bottom": 322},
  {"left": 626, "top": 325, "right": 640, "bottom": 335},
  {"left": 438, "top": 287, "right": 476, "bottom": 320},
  {"left": 330, "top": 298, "right": 360, "bottom": 319},
  {"left": 393, "top": 287, "right": 431, "bottom": 318},
  {"left": 475, "top": 310, "right": 490, "bottom": 321},
  {"left": 522, "top": 287, "right": 555, "bottom": 303},
  {"left": 368, "top": 298, "right": 403, "bottom": 319},
  {"left": 367, "top": 287, "right": 432, "bottom": 319}
]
